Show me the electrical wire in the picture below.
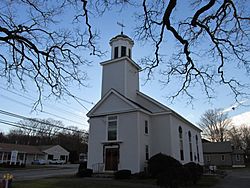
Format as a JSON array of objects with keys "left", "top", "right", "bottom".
[
  {"left": 0, "top": 86, "right": 88, "bottom": 120},
  {"left": 0, "top": 94, "right": 88, "bottom": 127},
  {"left": 0, "top": 109, "right": 86, "bottom": 133}
]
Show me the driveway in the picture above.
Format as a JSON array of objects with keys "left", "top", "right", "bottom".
[
  {"left": 0, "top": 164, "right": 79, "bottom": 181},
  {"left": 214, "top": 168, "right": 250, "bottom": 188}
]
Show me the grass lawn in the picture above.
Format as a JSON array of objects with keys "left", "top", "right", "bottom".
[{"left": 12, "top": 175, "right": 219, "bottom": 188}]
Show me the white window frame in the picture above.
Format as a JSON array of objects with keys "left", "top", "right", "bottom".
[{"left": 107, "top": 115, "right": 118, "bottom": 141}]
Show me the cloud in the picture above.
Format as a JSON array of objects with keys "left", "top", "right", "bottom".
[{"left": 231, "top": 111, "right": 250, "bottom": 127}]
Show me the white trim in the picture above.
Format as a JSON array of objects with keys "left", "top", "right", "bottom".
[
  {"left": 106, "top": 115, "right": 119, "bottom": 141},
  {"left": 232, "top": 165, "right": 246, "bottom": 168},
  {"left": 87, "top": 89, "right": 140, "bottom": 117},
  {"left": 124, "top": 61, "right": 127, "bottom": 97},
  {"left": 137, "top": 112, "right": 140, "bottom": 172},
  {"left": 100, "top": 56, "right": 141, "bottom": 70}
]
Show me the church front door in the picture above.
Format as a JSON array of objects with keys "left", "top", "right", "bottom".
[{"left": 105, "top": 147, "right": 119, "bottom": 171}]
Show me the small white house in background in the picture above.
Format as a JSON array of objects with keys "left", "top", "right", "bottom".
[
  {"left": 0, "top": 143, "right": 69, "bottom": 165},
  {"left": 87, "top": 32, "right": 204, "bottom": 173},
  {"left": 39, "top": 145, "right": 70, "bottom": 163}
]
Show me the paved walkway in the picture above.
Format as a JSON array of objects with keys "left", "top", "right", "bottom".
[{"left": 214, "top": 168, "right": 250, "bottom": 188}]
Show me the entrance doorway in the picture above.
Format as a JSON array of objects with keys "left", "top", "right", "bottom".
[{"left": 105, "top": 147, "right": 119, "bottom": 171}]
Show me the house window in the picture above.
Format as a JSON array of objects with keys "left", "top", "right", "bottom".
[
  {"left": 114, "top": 47, "right": 119, "bottom": 58},
  {"left": 145, "top": 120, "right": 149, "bottom": 134},
  {"left": 221, "top": 155, "right": 225, "bottom": 161},
  {"left": 188, "top": 131, "right": 193, "bottom": 161},
  {"left": 145, "top": 145, "right": 149, "bottom": 160},
  {"left": 179, "top": 126, "right": 184, "bottom": 161},
  {"left": 48, "top": 154, "right": 53, "bottom": 160},
  {"left": 196, "top": 135, "right": 200, "bottom": 162},
  {"left": 108, "top": 116, "right": 118, "bottom": 141},
  {"left": 206, "top": 155, "right": 210, "bottom": 162},
  {"left": 121, "top": 46, "right": 126, "bottom": 57},
  {"left": 236, "top": 154, "right": 240, "bottom": 161}
]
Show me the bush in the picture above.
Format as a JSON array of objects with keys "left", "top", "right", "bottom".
[
  {"left": 148, "top": 153, "right": 182, "bottom": 177},
  {"left": 183, "top": 162, "right": 203, "bottom": 185},
  {"left": 148, "top": 153, "right": 183, "bottom": 188},
  {"left": 77, "top": 168, "right": 93, "bottom": 177},
  {"left": 114, "top": 170, "right": 131, "bottom": 179}
]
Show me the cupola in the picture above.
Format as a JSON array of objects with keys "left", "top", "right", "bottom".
[{"left": 109, "top": 32, "right": 134, "bottom": 59}]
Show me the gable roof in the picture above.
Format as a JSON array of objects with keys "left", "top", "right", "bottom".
[
  {"left": 0, "top": 143, "right": 43, "bottom": 154},
  {"left": 136, "top": 91, "right": 171, "bottom": 113},
  {"left": 203, "top": 141, "right": 233, "bottom": 153},
  {"left": 136, "top": 91, "right": 202, "bottom": 132},
  {"left": 87, "top": 89, "right": 151, "bottom": 117}
]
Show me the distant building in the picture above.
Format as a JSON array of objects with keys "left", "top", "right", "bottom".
[
  {"left": 203, "top": 141, "right": 245, "bottom": 167},
  {"left": 87, "top": 33, "right": 204, "bottom": 173},
  {"left": 0, "top": 143, "right": 69, "bottom": 165}
]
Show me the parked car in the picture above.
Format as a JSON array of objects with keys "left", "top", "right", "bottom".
[
  {"left": 32, "top": 159, "right": 46, "bottom": 165},
  {"left": 48, "top": 159, "right": 64, "bottom": 165}
]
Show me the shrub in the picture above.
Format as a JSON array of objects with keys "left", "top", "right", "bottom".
[
  {"left": 148, "top": 153, "right": 183, "bottom": 188},
  {"left": 183, "top": 162, "right": 203, "bottom": 185},
  {"left": 77, "top": 168, "right": 93, "bottom": 177},
  {"left": 114, "top": 170, "right": 131, "bottom": 179},
  {"left": 148, "top": 153, "right": 182, "bottom": 177}
]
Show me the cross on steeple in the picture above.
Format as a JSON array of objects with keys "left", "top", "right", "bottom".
[{"left": 117, "top": 22, "right": 125, "bottom": 34}]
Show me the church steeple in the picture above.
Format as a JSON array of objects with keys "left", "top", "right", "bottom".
[
  {"left": 109, "top": 32, "right": 134, "bottom": 59},
  {"left": 100, "top": 33, "right": 140, "bottom": 101}
]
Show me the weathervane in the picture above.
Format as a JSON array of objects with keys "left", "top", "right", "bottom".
[{"left": 117, "top": 21, "right": 125, "bottom": 34}]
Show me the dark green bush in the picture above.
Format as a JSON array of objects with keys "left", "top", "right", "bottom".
[
  {"left": 183, "top": 162, "right": 203, "bottom": 185},
  {"left": 148, "top": 153, "right": 183, "bottom": 188},
  {"left": 114, "top": 170, "right": 131, "bottom": 179},
  {"left": 77, "top": 168, "right": 93, "bottom": 177},
  {"left": 148, "top": 153, "right": 182, "bottom": 177}
]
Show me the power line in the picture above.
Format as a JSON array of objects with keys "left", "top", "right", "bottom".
[
  {"left": 0, "top": 94, "right": 88, "bottom": 127},
  {"left": 0, "top": 61, "right": 95, "bottom": 110},
  {"left": 0, "top": 86, "right": 88, "bottom": 120},
  {"left": 0, "top": 109, "right": 87, "bottom": 133}
]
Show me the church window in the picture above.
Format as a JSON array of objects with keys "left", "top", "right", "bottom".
[
  {"left": 145, "top": 145, "right": 149, "bottom": 160},
  {"left": 145, "top": 120, "right": 149, "bottom": 134},
  {"left": 196, "top": 135, "right": 200, "bottom": 162},
  {"left": 107, "top": 116, "right": 118, "bottom": 141},
  {"left": 114, "top": 47, "right": 119, "bottom": 59},
  {"left": 189, "top": 131, "right": 193, "bottom": 161},
  {"left": 179, "top": 126, "right": 184, "bottom": 160},
  {"left": 121, "top": 46, "right": 126, "bottom": 57}
]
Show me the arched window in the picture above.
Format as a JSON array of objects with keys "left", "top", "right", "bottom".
[
  {"left": 179, "top": 126, "right": 184, "bottom": 160},
  {"left": 196, "top": 135, "right": 200, "bottom": 162},
  {"left": 188, "top": 131, "right": 193, "bottom": 161}
]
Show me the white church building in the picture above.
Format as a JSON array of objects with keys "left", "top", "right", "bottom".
[{"left": 87, "top": 33, "right": 204, "bottom": 173}]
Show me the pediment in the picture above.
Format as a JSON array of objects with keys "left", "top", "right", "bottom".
[{"left": 87, "top": 90, "right": 140, "bottom": 117}]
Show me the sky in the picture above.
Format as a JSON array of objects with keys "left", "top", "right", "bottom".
[{"left": 0, "top": 1, "right": 249, "bottom": 133}]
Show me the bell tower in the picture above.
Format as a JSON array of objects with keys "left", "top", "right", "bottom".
[{"left": 100, "top": 33, "right": 140, "bottom": 101}]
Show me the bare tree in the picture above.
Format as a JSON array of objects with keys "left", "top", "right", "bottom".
[
  {"left": 0, "top": 0, "right": 98, "bottom": 108},
  {"left": 228, "top": 124, "right": 250, "bottom": 150},
  {"left": 1, "top": 0, "right": 249, "bottom": 106},
  {"left": 135, "top": 0, "right": 250, "bottom": 102},
  {"left": 198, "top": 109, "right": 232, "bottom": 142}
]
